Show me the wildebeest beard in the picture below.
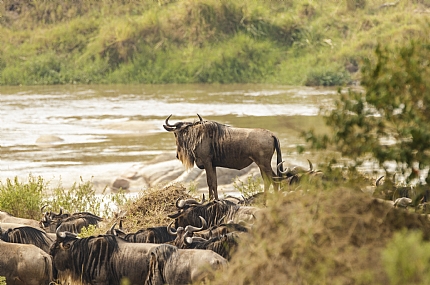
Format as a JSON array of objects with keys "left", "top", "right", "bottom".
[{"left": 176, "top": 121, "right": 229, "bottom": 170}]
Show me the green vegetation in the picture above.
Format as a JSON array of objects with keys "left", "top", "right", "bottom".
[
  {"left": 0, "top": 174, "right": 126, "bottom": 220},
  {"left": 303, "top": 24, "right": 430, "bottom": 185},
  {"left": 1, "top": 0, "right": 428, "bottom": 85},
  {"left": 0, "top": 175, "right": 45, "bottom": 220}
]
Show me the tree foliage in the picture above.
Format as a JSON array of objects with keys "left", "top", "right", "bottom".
[{"left": 304, "top": 24, "right": 430, "bottom": 184}]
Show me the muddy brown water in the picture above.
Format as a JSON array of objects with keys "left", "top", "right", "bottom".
[{"left": 1, "top": 84, "right": 339, "bottom": 193}]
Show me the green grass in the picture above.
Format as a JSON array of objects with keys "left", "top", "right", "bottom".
[{"left": 1, "top": 0, "right": 428, "bottom": 85}]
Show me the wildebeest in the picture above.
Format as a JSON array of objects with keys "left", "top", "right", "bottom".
[
  {"left": 276, "top": 159, "right": 323, "bottom": 186},
  {"left": 0, "top": 240, "right": 53, "bottom": 285},
  {"left": 169, "top": 198, "right": 260, "bottom": 228},
  {"left": 50, "top": 231, "right": 159, "bottom": 285},
  {"left": 0, "top": 226, "right": 54, "bottom": 253},
  {"left": 108, "top": 221, "right": 176, "bottom": 244},
  {"left": 163, "top": 114, "right": 284, "bottom": 200},
  {"left": 168, "top": 217, "right": 245, "bottom": 260},
  {"left": 40, "top": 209, "right": 103, "bottom": 233},
  {"left": 0, "top": 210, "right": 40, "bottom": 228},
  {"left": 168, "top": 216, "right": 249, "bottom": 240},
  {"left": 145, "top": 244, "right": 228, "bottom": 285},
  {"left": 182, "top": 232, "right": 242, "bottom": 260}
]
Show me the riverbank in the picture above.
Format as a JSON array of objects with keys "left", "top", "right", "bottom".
[{"left": 1, "top": 0, "right": 428, "bottom": 86}]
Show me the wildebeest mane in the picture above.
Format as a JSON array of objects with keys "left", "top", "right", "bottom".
[
  {"left": 176, "top": 121, "right": 229, "bottom": 169},
  {"left": 56, "top": 235, "right": 119, "bottom": 284},
  {"left": 1, "top": 226, "right": 53, "bottom": 252}
]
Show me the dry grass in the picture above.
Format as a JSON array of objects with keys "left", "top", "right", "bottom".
[
  {"left": 110, "top": 183, "right": 195, "bottom": 232},
  {"left": 92, "top": 180, "right": 430, "bottom": 284},
  {"left": 208, "top": 187, "right": 430, "bottom": 285}
]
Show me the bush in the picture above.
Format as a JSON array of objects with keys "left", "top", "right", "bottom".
[
  {"left": 0, "top": 175, "right": 45, "bottom": 220},
  {"left": 382, "top": 230, "right": 430, "bottom": 285},
  {"left": 305, "top": 68, "right": 351, "bottom": 86}
]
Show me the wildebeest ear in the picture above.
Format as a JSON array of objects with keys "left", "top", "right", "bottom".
[{"left": 167, "top": 212, "right": 182, "bottom": 219}]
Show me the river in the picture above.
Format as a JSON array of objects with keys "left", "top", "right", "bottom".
[{"left": 0, "top": 84, "right": 338, "bottom": 194}]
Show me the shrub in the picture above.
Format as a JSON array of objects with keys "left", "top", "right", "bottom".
[
  {"left": 0, "top": 175, "right": 45, "bottom": 220},
  {"left": 305, "top": 68, "right": 351, "bottom": 86},
  {"left": 382, "top": 230, "right": 430, "bottom": 285}
]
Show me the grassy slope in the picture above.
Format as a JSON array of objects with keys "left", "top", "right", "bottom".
[{"left": 0, "top": 0, "right": 429, "bottom": 85}]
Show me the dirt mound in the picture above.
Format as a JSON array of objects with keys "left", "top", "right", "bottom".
[
  {"left": 116, "top": 183, "right": 196, "bottom": 231},
  {"left": 211, "top": 187, "right": 430, "bottom": 285}
]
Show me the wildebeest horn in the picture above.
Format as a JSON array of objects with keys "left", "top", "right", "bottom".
[
  {"left": 109, "top": 222, "right": 117, "bottom": 235},
  {"left": 167, "top": 220, "right": 177, "bottom": 236},
  {"left": 184, "top": 216, "right": 207, "bottom": 233},
  {"left": 185, "top": 236, "right": 208, "bottom": 245},
  {"left": 40, "top": 205, "right": 48, "bottom": 213},
  {"left": 277, "top": 161, "right": 290, "bottom": 175},
  {"left": 59, "top": 207, "right": 63, "bottom": 216},
  {"left": 165, "top": 114, "right": 175, "bottom": 127},
  {"left": 197, "top": 114, "right": 203, "bottom": 122},
  {"left": 176, "top": 198, "right": 204, "bottom": 209},
  {"left": 56, "top": 228, "right": 78, "bottom": 241},
  {"left": 376, "top": 176, "right": 384, "bottom": 186},
  {"left": 307, "top": 159, "right": 313, "bottom": 171},
  {"left": 163, "top": 114, "right": 178, "bottom": 131}
]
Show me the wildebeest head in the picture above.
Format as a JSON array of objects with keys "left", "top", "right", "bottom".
[
  {"left": 163, "top": 114, "right": 208, "bottom": 169},
  {"left": 50, "top": 230, "right": 119, "bottom": 281}
]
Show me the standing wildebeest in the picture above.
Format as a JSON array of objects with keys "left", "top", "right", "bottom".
[
  {"left": 145, "top": 244, "right": 228, "bottom": 285},
  {"left": 163, "top": 114, "right": 284, "bottom": 200},
  {"left": 50, "top": 231, "right": 159, "bottom": 285},
  {"left": 0, "top": 240, "right": 53, "bottom": 285},
  {"left": 0, "top": 226, "right": 54, "bottom": 253}
]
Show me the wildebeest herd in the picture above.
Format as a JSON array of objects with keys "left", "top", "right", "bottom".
[
  {"left": 0, "top": 194, "right": 260, "bottom": 285},
  {"left": 1, "top": 114, "right": 322, "bottom": 285},
  {"left": 3, "top": 114, "right": 426, "bottom": 284}
]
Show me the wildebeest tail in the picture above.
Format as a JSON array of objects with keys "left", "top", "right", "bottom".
[{"left": 274, "top": 135, "right": 283, "bottom": 177}]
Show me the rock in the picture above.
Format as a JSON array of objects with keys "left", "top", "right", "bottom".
[
  {"left": 36, "top": 135, "right": 64, "bottom": 144},
  {"left": 111, "top": 178, "right": 130, "bottom": 191}
]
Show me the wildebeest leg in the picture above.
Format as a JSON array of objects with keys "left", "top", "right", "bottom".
[
  {"left": 259, "top": 166, "right": 278, "bottom": 192},
  {"left": 204, "top": 165, "right": 218, "bottom": 200}
]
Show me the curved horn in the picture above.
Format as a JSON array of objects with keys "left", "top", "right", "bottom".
[
  {"left": 185, "top": 236, "right": 207, "bottom": 245},
  {"left": 376, "top": 176, "right": 385, "bottom": 186},
  {"left": 277, "top": 161, "right": 291, "bottom": 175},
  {"left": 167, "top": 211, "right": 183, "bottom": 219},
  {"left": 59, "top": 207, "right": 63, "bottom": 216},
  {"left": 165, "top": 114, "right": 175, "bottom": 127},
  {"left": 167, "top": 220, "right": 177, "bottom": 236},
  {"left": 56, "top": 228, "right": 77, "bottom": 241},
  {"left": 184, "top": 216, "right": 207, "bottom": 233},
  {"left": 109, "top": 223, "right": 117, "bottom": 235},
  {"left": 197, "top": 114, "right": 203, "bottom": 122},
  {"left": 176, "top": 198, "right": 184, "bottom": 209},
  {"left": 307, "top": 159, "right": 313, "bottom": 171},
  {"left": 41, "top": 205, "right": 48, "bottom": 213}
]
